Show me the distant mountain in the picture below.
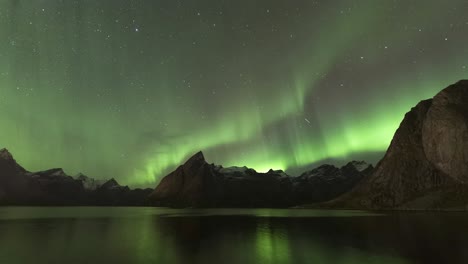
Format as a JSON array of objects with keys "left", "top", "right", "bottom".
[
  {"left": 149, "top": 151, "right": 373, "bottom": 208},
  {"left": 28, "top": 168, "right": 86, "bottom": 205},
  {"left": 294, "top": 161, "right": 373, "bottom": 203},
  {"left": 330, "top": 80, "right": 468, "bottom": 210},
  {"left": 76, "top": 173, "right": 103, "bottom": 191},
  {"left": 0, "top": 149, "right": 152, "bottom": 206}
]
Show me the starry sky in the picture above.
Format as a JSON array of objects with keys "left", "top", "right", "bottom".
[{"left": 1, "top": 0, "right": 467, "bottom": 187}]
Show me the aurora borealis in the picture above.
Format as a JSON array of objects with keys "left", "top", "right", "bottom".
[{"left": 1, "top": 0, "right": 468, "bottom": 187}]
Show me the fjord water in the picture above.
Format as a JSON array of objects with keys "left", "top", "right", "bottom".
[{"left": 0, "top": 208, "right": 467, "bottom": 264}]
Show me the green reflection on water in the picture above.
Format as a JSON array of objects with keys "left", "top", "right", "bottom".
[
  {"left": 1, "top": 207, "right": 463, "bottom": 264},
  {"left": 256, "top": 219, "right": 291, "bottom": 264},
  {"left": 254, "top": 217, "right": 409, "bottom": 264}
]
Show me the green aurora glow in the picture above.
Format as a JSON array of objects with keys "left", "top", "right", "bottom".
[{"left": 1, "top": 0, "right": 467, "bottom": 186}]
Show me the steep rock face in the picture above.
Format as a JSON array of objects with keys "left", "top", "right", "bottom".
[
  {"left": 0, "top": 149, "right": 25, "bottom": 202},
  {"left": 150, "top": 152, "right": 372, "bottom": 208},
  {"left": 0, "top": 148, "right": 27, "bottom": 175},
  {"left": 422, "top": 80, "right": 468, "bottom": 183},
  {"left": 333, "top": 80, "right": 468, "bottom": 209},
  {"left": 149, "top": 152, "right": 218, "bottom": 207},
  {"left": 0, "top": 148, "right": 42, "bottom": 204}
]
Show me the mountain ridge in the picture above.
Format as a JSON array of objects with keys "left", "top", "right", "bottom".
[
  {"left": 149, "top": 151, "right": 373, "bottom": 208},
  {"left": 0, "top": 150, "right": 152, "bottom": 206}
]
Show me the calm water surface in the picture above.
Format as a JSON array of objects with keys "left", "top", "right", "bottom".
[{"left": 0, "top": 207, "right": 467, "bottom": 264}]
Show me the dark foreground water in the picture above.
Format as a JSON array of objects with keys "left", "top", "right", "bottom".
[{"left": 0, "top": 207, "right": 467, "bottom": 264}]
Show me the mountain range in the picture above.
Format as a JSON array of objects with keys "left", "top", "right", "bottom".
[
  {"left": 1, "top": 80, "right": 467, "bottom": 209},
  {"left": 148, "top": 151, "right": 372, "bottom": 207},
  {"left": 0, "top": 146, "right": 372, "bottom": 207},
  {"left": 0, "top": 148, "right": 153, "bottom": 206}
]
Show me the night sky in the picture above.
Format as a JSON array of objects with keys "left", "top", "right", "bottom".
[{"left": 1, "top": 0, "right": 468, "bottom": 187}]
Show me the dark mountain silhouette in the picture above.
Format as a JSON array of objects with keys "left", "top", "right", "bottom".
[
  {"left": 149, "top": 151, "right": 373, "bottom": 208},
  {"left": 0, "top": 149, "right": 152, "bottom": 206},
  {"left": 0, "top": 148, "right": 42, "bottom": 204}
]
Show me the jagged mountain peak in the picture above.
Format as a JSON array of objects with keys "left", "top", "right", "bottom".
[
  {"left": 0, "top": 148, "right": 14, "bottom": 161},
  {"left": 184, "top": 151, "right": 206, "bottom": 165},
  {"left": 76, "top": 173, "right": 88, "bottom": 179},
  {"left": 76, "top": 173, "right": 105, "bottom": 191},
  {"left": 267, "top": 169, "right": 286, "bottom": 174},
  {"left": 299, "top": 164, "right": 339, "bottom": 178},
  {"left": 345, "top": 161, "right": 373, "bottom": 172},
  {"left": 100, "top": 178, "right": 121, "bottom": 189}
]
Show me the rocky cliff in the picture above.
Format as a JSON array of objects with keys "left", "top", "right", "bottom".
[{"left": 331, "top": 80, "right": 468, "bottom": 210}]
